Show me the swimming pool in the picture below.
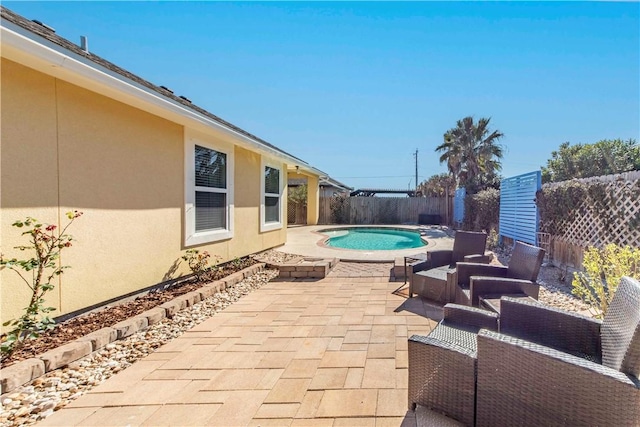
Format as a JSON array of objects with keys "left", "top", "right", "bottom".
[{"left": 321, "top": 227, "right": 426, "bottom": 251}]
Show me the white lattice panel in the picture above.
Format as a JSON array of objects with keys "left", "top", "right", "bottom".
[{"left": 550, "top": 176, "right": 640, "bottom": 249}]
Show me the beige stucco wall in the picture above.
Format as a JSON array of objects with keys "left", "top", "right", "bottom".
[{"left": 1, "top": 58, "right": 288, "bottom": 327}]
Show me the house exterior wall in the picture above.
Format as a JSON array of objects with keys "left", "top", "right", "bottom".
[{"left": 1, "top": 58, "right": 287, "bottom": 326}]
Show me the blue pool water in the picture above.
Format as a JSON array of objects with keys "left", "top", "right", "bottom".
[{"left": 322, "top": 228, "right": 426, "bottom": 251}]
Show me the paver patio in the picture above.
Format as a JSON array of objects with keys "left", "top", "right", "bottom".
[{"left": 38, "top": 268, "right": 443, "bottom": 426}]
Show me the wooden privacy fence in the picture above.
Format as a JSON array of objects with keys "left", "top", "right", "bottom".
[
  {"left": 542, "top": 171, "right": 640, "bottom": 267},
  {"left": 319, "top": 196, "right": 451, "bottom": 225}
]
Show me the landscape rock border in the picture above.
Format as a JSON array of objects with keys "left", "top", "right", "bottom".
[{"left": 0, "top": 263, "right": 266, "bottom": 395}]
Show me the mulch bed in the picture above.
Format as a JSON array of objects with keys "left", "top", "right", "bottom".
[{"left": 1, "top": 257, "right": 258, "bottom": 369}]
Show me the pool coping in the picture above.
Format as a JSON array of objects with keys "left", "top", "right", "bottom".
[{"left": 279, "top": 224, "right": 455, "bottom": 262}]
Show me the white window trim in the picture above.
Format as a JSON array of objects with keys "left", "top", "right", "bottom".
[
  {"left": 185, "top": 133, "right": 234, "bottom": 246},
  {"left": 260, "top": 158, "right": 285, "bottom": 232}
]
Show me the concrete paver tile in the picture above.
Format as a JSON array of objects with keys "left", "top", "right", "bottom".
[
  {"left": 257, "top": 352, "right": 296, "bottom": 369},
  {"left": 290, "top": 419, "right": 334, "bottom": 427},
  {"left": 370, "top": 325, "right": 396, "bottom": 343},
  {"left": 320, "top": 325, "right": 348, "bottom": 337},
  {"left": 319, "top": 351, "right": 367, "bottom": 368},
  {"left": 249, "top": 419, "right": 293, "bottom": 426},
  {"left": 111, "top": 380, "right": 192, "bottom": 405},
  {"left": 315, "top": 389, "right": 378, "bottom": 418},
  {"left": 294, "top": 390, "right": 324, "bottom": 419},
  {"left": 306, "top": 325, "right": 326, "bottom": 337},
  {"left": 376, "top": 416, "right": 410, "bottom": 427},
  {"left": 282, "top": 359, "right": 320, "bottom": 379},
  {"left": 201, "top": 369, "right": 266, "bottom": 390},
  {"left": 255, "top": 403, "right": 301, "bottom": 418},
  {"left": 262, "top": 337, "right": 294, "bottom": 352},
  {"left": 272, "top": 326, "right": 313, "bottom": 338},
  {"left": 35, "top": 408, "right": 98, "bottom": 426},
  {"left": 179, "top": 369, "right": 221, "bottom": 380},
  {"left": 396, "top": 368, "right": 408, "bottom": 390},
  {"left": 70, "top": 405, "right": 160, "bottom": 426},
  {"left": 333, "top": 417, "right": 376, "bottom": 426},
  {"left": 136, "top": 351, "right": 179, "bottom": 361},
  {"left": 376, "top": 389, "right": 408, "bottom": 417},
  {"left": 327, "top": 337, "right": 343, "bottom": 351},
  {"left": 308, "top": 367, "right": 348, "bottom": 390},
  {"left": 343, "top": 330, "right": 371, "bottom": 344},
  {"left": 265, "top": 378, "right": 311, "bottom": 403},
  {"left": 238, "top": 331, "right": 272, "bottom": 345},
  {"left": 66, "top": 392, "right": 122, "bottom": 408},
  {"left": 211, "top": 338, "right": 240, "bottom": 352},
  {"left": 362, "top": 359, "right": 396, "bottom": 389},
  {"left": 204, "top": 390, "right": 269, "bottom": 426},
  {"left": 144, "top": 369, "right": 188, "bottom": 380},
  {"left": 340, "top": 343, "right": 369, "bottom": 351},
  {"left": 395, "top": 324, "right": 408, "bottom": 338},
  {"left": 209, "top": 326, "right": 248, "bottom": 338},
  {"left": 257, "top": 369, "right": 286, "bottom": 389},
  {"left": 295, "top": 338, "right": 331, "bottom": 359},
  {"left": 367, "top": 343, "right": 396, "bottom": 359},
  {"left": 396, "top": 351, "right": 408, "bottom": 369},
  {"left": 344, "top": 367, "right": 364, "bottom": 389},
  {"left": 192, "top": 350, "right": 264, "bottom": 369},
  {"left": 155, "top": 338, "right": 204, "bottom": 353},
  {"left": 140, "top": 403, "right": 222, "bottom": 426},
  {"left": 168, "top": 387, "right": 230, "bottom": 405}
]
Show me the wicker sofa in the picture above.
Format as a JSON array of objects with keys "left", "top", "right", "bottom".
[
  {"left": 454, "top": 241, "right": 545, "bottom": 306},
  {"left": 408, "top": 304, "right": 498, "bottom": 426},
  {"left": 409, "top": 276, "right": 640, "bottom": 426},
  {"left": 475, "top": 277, "right": 640, "bottom": 425},
  {"left": 409, "top": 230, "right": 488, "bottom": 302}
]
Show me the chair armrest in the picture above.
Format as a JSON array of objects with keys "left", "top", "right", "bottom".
[
  {"left": 427, "top": 250, "right": 453, "bottom": 268},
  {"left": 476, "top": 329, "right": 640, "bottom": 426},
  {"left": 500, "top": 297, "right": 602, "bottom": 359},
  {"left": 456, "top": 263, "right": 508, "bottom": 287},
  {"left": 443, "top": 303, "right": 498, "bottom": 331},
  {"left": 463, "top": 253, "right": 491, "bottom": 264},
  {"left": 469, "top": 276, "right": 539, "bottom": 306}
]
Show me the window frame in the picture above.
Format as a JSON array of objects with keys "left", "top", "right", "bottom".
[
  {"left": 260, "top": 158, "right": 285, "bottom": 232},
  {"left": 185, "top": 135, "right": 234, "bottom": 246}
]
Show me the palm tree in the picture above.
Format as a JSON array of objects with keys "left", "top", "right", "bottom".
[{"left": 435, "top": 116, "right": 504, "bottom": 193}]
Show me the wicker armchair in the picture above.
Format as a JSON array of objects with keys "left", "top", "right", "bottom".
[
  {"left": 408, "top": 304, "right": 498, "bottom": 426},
  {"left": 409, "top": 231, "right": 488, "bottom": 302},
  {"left": 454, "top": 241, "right": 545, "bottom": 306},
  {"left": 476, "top": 276, "right": 640, "bottom": 426}
]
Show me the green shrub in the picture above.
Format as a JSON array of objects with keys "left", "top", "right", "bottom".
[
  {"left": 572, "top": 244, "right": 640, "bottom": 318},
  {"left": 463, "top": 188, "right": 499, "bottom": 232},
  {"left": 181, "top": 249, "right": 221, "bottom": 281}
]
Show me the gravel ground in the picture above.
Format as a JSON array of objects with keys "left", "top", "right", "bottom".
[{"left": 0, "top": 270, "right": 279, "bottom": 427}]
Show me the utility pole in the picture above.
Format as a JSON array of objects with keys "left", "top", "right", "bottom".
[{"left": 413, "top": 149, "right": 419, "bottom": 192}]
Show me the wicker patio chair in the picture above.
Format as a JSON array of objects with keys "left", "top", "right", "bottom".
[
  {"left": 454, "top": 241, "right": 545, "bottom": 306},
  {"left": 408, "top": 303, "right": 498, "bottom": 426},
  {"left": 476, "top": 276, "right": 640, "bottom": 426},
  {"left": 409, "top": 230, "right": 488, "bottom": 302}
]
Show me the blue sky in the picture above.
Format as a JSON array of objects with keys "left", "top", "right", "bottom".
[{"left": 5, "top": 1, "right": 639, "bottom": 190}]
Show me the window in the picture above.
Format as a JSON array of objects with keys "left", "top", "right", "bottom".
[
  {"left": 185, "top": 136, "right": 233, "bottom": 245},
  {"left": 261, "top": 160, "right": 284, "bottom": 232},
  {"left": 195, "top": 145, "right": 226, "bottom": 231}
]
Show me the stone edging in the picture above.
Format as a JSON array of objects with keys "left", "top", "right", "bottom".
[{"left": 0, "top": 263, "right": 266, "bottom": 395}]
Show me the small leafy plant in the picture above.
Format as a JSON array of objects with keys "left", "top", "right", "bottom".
[
  {"left": 1, "top": 211, "right": 82, "bottom": 359},
  {"left": 572, "top": 244, "right": 640, "bottom": 318},
  {"left": 181, "top": 249, "right": 221, "bottom": 281}
]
